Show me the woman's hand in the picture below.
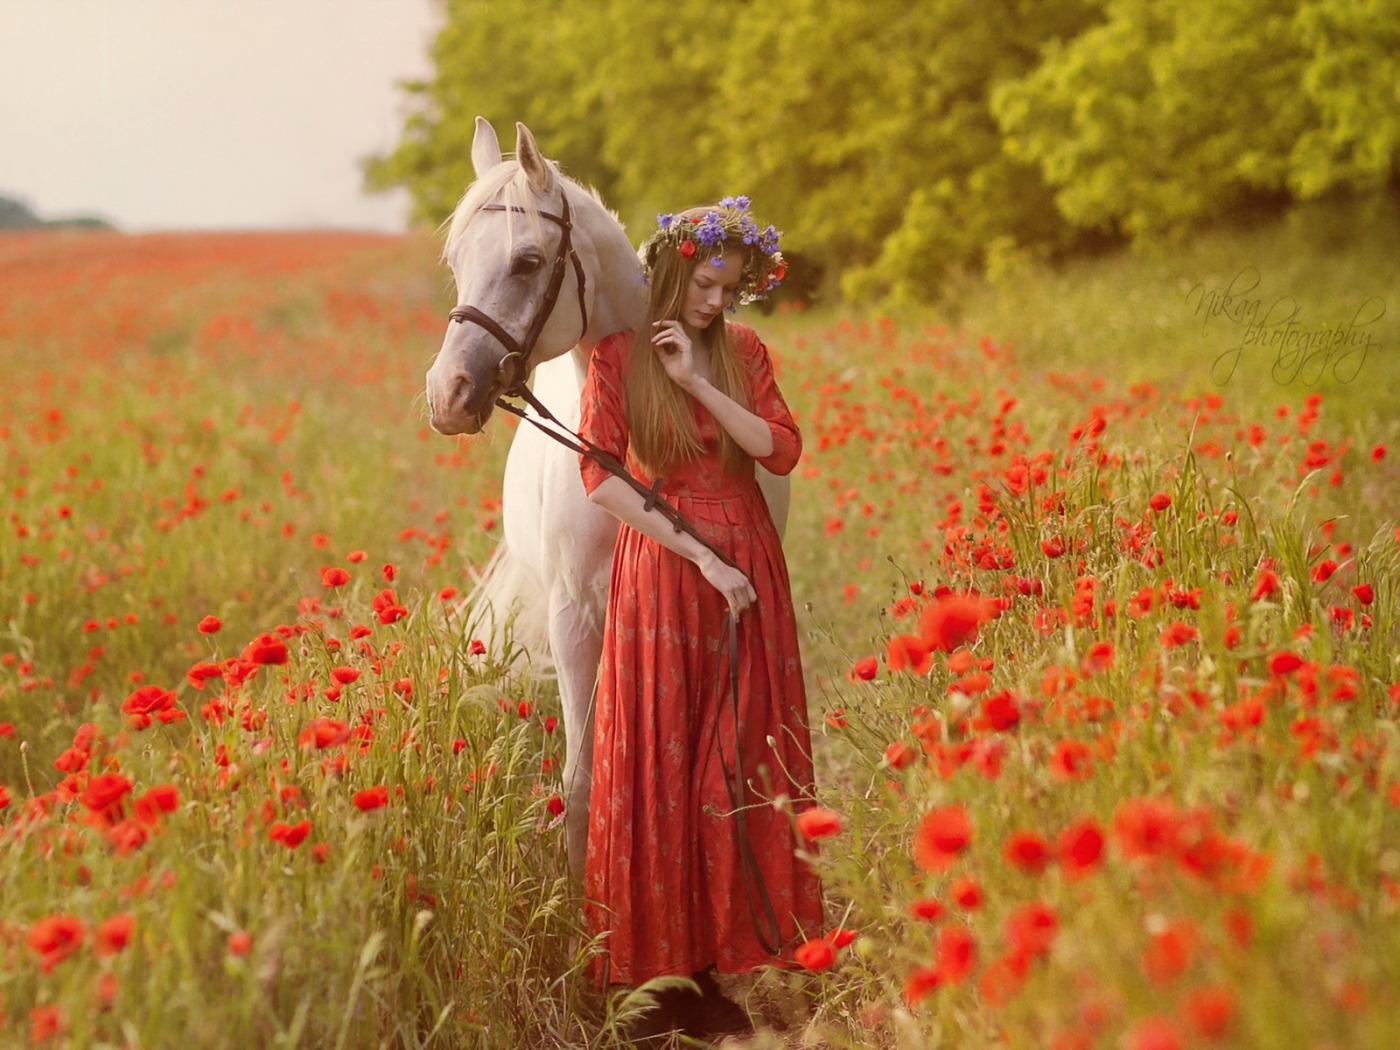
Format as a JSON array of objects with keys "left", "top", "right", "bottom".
[
  {"left": 697, "top": 550, "right": 757, "bottom": 618},
  {"left": 651, "top": 320, "right": 699, "bottom": 389}
]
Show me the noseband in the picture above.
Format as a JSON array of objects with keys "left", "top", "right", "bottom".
[{"left": 447, "top": 192, "right": 589, "bottom": 394}]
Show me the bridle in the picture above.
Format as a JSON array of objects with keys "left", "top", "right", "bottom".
[{"left": 447, "top": 191, "right": 589, "bottom": 395}]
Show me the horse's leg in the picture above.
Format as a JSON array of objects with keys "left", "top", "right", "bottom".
[
  {"left": 530, "top": 351, "right": 616, "bottom": 880},
  {"left": 550, "top": 585, "right": 604, "bottom": 879}
]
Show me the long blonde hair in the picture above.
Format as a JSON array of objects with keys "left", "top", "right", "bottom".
[{"left": 624, "top": 206, "right": 756, "bottom": 478}]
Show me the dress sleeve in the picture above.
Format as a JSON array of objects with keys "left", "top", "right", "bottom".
[
  {"left": 740, "top": 326, "right": 802, "bottom": 476},
  {"left": 579, "top": 332, "right": 631, "bottom": 496}
]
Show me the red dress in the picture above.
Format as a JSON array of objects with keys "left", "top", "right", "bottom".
[{"left": 579, "top": 323, "right": 823, "bottom": 985}]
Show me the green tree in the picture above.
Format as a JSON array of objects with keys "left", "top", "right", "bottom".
[
  {"left": 717, "top": 0, "right": 1099, "bottom": 301},
  {"left": 988, "top": 0, "right": 1400, "bottom": 242},
  {"left": 1290, "top": 0, "right": 1400, "bottom": 199},
  {"left": 364, "top": 0, "right": 619, "bottom": 225}
]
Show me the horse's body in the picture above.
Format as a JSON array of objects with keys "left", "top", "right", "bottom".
[{"left": 426, "top": 119, "right": 788, "bottom": 876}]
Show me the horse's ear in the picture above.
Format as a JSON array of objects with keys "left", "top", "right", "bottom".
[
  {"left": 516, "top": 122, "right": 553, "bottom": 193},
  {"left": 472, "top": 117, "right": 503, "bottom": 177}
]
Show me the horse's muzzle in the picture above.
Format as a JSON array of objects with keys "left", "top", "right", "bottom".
[{"left": 427, "top": 371, "right": 496, "bottom": 435}]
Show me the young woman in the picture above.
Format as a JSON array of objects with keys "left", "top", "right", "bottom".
[{"left": 578, "top": 199, "right": 823, "bottom": 1040}]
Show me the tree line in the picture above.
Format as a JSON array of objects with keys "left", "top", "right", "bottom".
[
  {"left": 0, "top": 195, "right": 113, "bottom": 232},
  {"left": 365, "top": 0, "right": 1400, "bottom": 302}
]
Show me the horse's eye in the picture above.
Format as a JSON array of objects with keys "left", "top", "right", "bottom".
[{"left": 510, "top": 253, "right": 543, "bottom": 277}]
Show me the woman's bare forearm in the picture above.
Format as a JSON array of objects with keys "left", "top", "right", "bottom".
[{"left": 679, "top": 377, "right": 774, "bottom": 459}]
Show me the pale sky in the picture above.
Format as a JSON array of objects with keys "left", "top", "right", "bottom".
[{"left": 0, "top": 0, "right": 441, "bottom": 232}]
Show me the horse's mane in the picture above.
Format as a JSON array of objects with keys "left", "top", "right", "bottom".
[{"left": 442, "top": 160, "right": 627, "bottom": 267}]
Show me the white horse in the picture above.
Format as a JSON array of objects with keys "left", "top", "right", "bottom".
[{"left": 425, "top": 119, "right": 788, "bottom": 877}]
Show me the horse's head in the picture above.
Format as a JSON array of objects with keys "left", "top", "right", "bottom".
[{"left": 426, "top": 119, "right": 592, "bottom": 435}]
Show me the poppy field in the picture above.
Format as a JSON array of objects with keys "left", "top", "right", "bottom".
[{"left": 1, "top": 225, "right": 1398, "bottom": 1049}]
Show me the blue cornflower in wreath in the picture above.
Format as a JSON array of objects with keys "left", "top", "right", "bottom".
[{"left": 640, "top": 197, "right": 786, "bottom": 305}]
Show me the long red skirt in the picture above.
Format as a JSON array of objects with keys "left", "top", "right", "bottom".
[{"left": 582, "top": 480, "right": 824, "bottom": 985}]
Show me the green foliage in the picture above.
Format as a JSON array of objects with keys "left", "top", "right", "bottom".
[
  {"left": 992, "top": 0, "right": 1314, "bottom": 239},
  {"left": 370, "top": 0, "right": 1399, "bottom": 301},
  {"left": 363, "top": 0, "right": 620, "bottom": 224},
  {"left": 1290, "top": 0, "right": 1400, "bottom": 197}
]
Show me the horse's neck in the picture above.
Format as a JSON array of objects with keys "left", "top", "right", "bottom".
[
  {"left": 532, "top": 346, "right": 593, "bottom": 427},
  {"left": 571, "top": 189, "right": 646, "bottom": 346}
]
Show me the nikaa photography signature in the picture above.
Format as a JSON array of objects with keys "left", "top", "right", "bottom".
[{"left": 1185, "top": 267, "right": 1385, "bottom": 386}]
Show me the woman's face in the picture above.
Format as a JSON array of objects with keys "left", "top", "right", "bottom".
[{"left": 679, "top": 252, "right": 745, "bottom": 337}]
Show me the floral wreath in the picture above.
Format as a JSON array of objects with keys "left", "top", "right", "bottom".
[{"left": 639, "top": 195, "right": 786, "bottom": 305}]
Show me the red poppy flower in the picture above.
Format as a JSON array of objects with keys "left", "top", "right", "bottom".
[
  {"left": 321, "top": 566, "right": 351, "bottom": 587},
  {"left": 298, "top": 718, "right": 350, "bottom": 750},
  {"left": 849, "top": 655, "right": 879, "bottom": 681},
  {"left": 949, "top": 876, "right": 982, "bottom": 909},
  {"left": 1352, "top": 583, "right": 1374, "bottom": 605},
  {"left": 26, "top": 914, "right": 85, "bottom": 973},
  {"left": 197, "top": 615, "right": 222, "bottom": 634},
  {"left": 133, "top": 784, "right": 180, "bottom": 826},
  {"left": 1249, "top": 569, "right": 1281, "bottom": 601},
  {"left": 241, "top": 632, "right": 288, "bottom": 666},
  {"left": 94, "top": 914, "right": 135, "bottom": 957},
  {"left": 1057, "top": 817, "right": 1105, "bottom": 878},
  {"left": 268, "top": 818, "right": 311, "bottom": 848},
  {"left": 934, "top": 925, "right": 977, "bottom": 983},
  {"left": 980, "top": 690, "right": 1021, "bottom": 731},
  {"left": 80, "top": 772, "right": 133, "bottom": 819},
  {"left": 919, "top": 592, "right": 998, "bottom": 652},
  {"left": 886, "top": 633, "right": 932, "bottom": 675},
  {"left": 121, "top": 684, "right": 182, "bottom": 729},
  {"left": 884, "top": 739, "right": 916, "bottom": 769},
  {"left": 468, "top": 639, "right": 487, "bottom": 656},
  {"left": 546, "top": 795, "right": 564, "bottom": 817},
  {"left": 30, "top": 1005, "right": 64, "bottom": 1042},
  {"left": 1184, "top": 984, "right": 1236, "bottom": 1038},
  {"left": 1004, "top": 900, "right": 1058, "bottom": 964},
  {"left": 330, "top": 665, "right": 360, "bottom": 685},
  {"left": 1124, "top": 1016, "right": 1183, "bottom": 1050},
  {"left": 1148, "top": 492, "right": 1171, "bottom": 512},
  {"left": 796, "top": 807, "right": 842, "bottom": 840},
  {"left": 1267, "top": 651, "right": 1304, "bottom": 676},
  {"left": 185, "top": 661, "right": 224, "bottom": 690},
  {"left": 353, "top": 785, "right": 389, "bottom": 811},
  {"left": 1081, "top": 640, "right": 1114, "bottom": 674},
  {"left": 794, "top": 937, "right": 834, "bottom": 972},
  {"left": 904, "top": 964, "right": 941, "bottom": 1006},
  {"left": 371, "top": 588, "right": 408, "bottom": 625},
  {"left": 1003, "top": 830, "right": 1053, "bottom": 874},
  {"left": 1142, "top": 918, "right": 1198, "bottom": 986},
  {"left": 1048, "top": 739, "right": 1093, "bottom": 781},
  {"left": 909, "top": 897, "right": 946, "bottom": 922},
  {"left": 1159, "top": 622, "right": 1198, "bottom": 648},
  {"left": 227, "top": 930, "right": 254, "bottom": 956},
  {"left": 1310, "top": 558, "right": 1338, "bottom": 583},
  {"left": 1114, "top": 797, "right": 1181, "bottom": 860},
  {"left": 829, "top": 928, "right": 857, "bottom": 948},
  {"left": 678, "top": 240, "right": 696, "bottom": 259},
  {"left": 913, "top": 804, "right": 972, "bottom": 872}
]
